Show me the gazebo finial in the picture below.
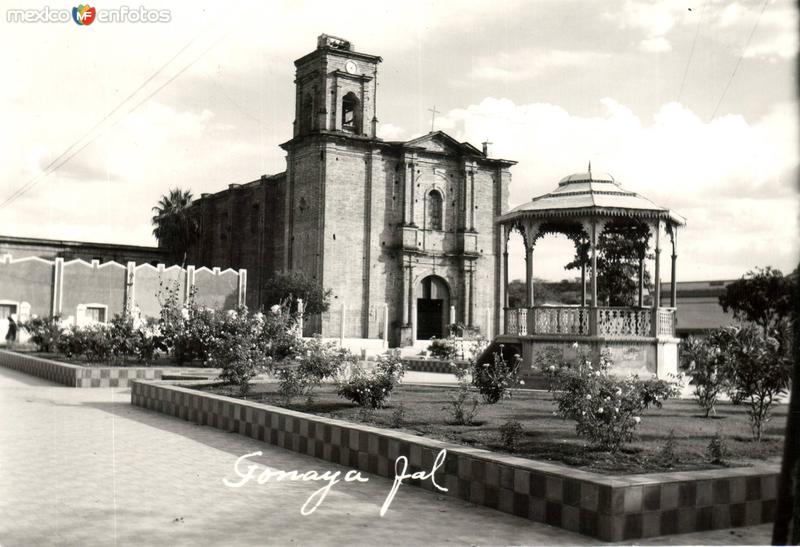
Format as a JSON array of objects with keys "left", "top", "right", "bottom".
[{"left": 588, "top": 161, "right": 592, "bottom": 179}]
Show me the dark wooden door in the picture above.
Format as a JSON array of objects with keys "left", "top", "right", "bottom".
[{"left": 417, "top": 298, "right": 444, "bottom": 340}]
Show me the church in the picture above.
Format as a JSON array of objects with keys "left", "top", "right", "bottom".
[{"left": 184, "top": 34, "right": 515, "bottom": 346}]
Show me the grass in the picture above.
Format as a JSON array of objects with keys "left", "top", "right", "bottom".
[{"left": 200, "top": 381, "right": 787, "bottom": 475}]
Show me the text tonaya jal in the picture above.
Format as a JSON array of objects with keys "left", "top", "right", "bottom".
[{"left": 224, "top": 449, "right": 448, "bottom": 515}]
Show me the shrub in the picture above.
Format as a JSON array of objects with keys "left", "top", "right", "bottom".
[
  {"left": 471, "top": 346, "right": 522, "bottom": 404},
  {"left": 546, "top": 349, "right": 680, "bottom": 452},
  {"left": 262, "top": 271, "right": 332, "bottom": 317},
  {"left": 259, "top": 303, "right": 303, "bottom": 362},
  {"left": 499, "top": 420, "right": 524, "bottom": 452},
  {"left": 707, "top": 432, "right": 730, "bottom": 465},
  {"left": 211, "top": 308, "right": 273, "bottom": 396},
  {"left": 158, "top": 282, "right": 222, "bottom": 364},
  {"left": 390, "top": 403, "right": 406, "bottom": 428},
  {"left": 337, "top": 354, "right": 404, "bottom": 409},
  {"left": 107, "top": 314, "right": 139, "bottom": 363},
  {"left": 679, "top": 335, "right": 727, "bottom": 417},
  {"left": 277, "top": 336, "right": 355, "bottom": 404},
  {"left": 22, "top": 315, "right": 63, "bottom": 352},
  {"left": 654, "top": 430, "right": 679, "bottom": 468},
  {"left": 716, "top": 324, "right": 791, "bottom": 441},
  {"left": 77, "top": 324, "right": 114, "bottom": 363},
  {"left": 427, "top": 337, "right": 456, "bottom": 360},
  {"left": 445, "top": 362, "right": 480, "bottom": 425}
]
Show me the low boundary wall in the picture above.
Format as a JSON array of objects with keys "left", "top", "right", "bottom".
[
  {"left": 0, "top": 350, "right": 161, "bottom": 387},
  {"left": 131, "top": 379, "right": 778, "bottom": 541}
]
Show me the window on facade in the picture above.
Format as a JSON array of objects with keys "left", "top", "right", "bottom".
[
  {"left": 341, "top": 92, "right": 360, "bottom": 133},
  {"left": 250, "top": 204, "right": 260, "bottom": 234},
  {"left": 86, "top": 306, "right": 106, "bottom": 323},
  {"left": 427, "top": 190, "right": 443, "bottom": 230},
  {"left": 0, "top": 304, "right": 17, "bottom": 320}
]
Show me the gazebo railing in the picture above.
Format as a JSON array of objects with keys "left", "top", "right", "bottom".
[{"left": 503, "top": 306, "right": 676, "bottom": 337}]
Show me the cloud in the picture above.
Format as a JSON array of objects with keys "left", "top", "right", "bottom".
[
  {"left": 377, "top": 123, "right": 406, "bottom": 141},
  {"left": 611, "top": 1, "right": 685, "bottom": 53},
  {"left": 439, "top": 96, "right": 799, "bottom": 280},
  {"left": 639, "top": 36, "right": 671, "bottom": 53},
  {"left": 467, "top": 49, "right": 611, "bottom": 82},
  {"left": 715, "top": 1, "right": 797, "bottom": 60}
]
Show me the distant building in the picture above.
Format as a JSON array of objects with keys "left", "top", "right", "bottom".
[
  {"left": 0, "top": 235, "right": 168, "bottom": 265},
  {"left": 660, "top": 279, "right": 738, "bottom": 336}
]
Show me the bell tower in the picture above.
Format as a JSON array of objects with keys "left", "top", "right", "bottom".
[{"left": 293, "top": 34, "right": 382, "bottom": 139}]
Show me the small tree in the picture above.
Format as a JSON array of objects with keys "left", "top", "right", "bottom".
[
  {"left": 719, "top": 266, "right": 796, "bottom": 351},
  {"left": 212, "top": 308, "right": 273, "bottom": 396},
  {"left": 717, "top": 324, "right": 791, "bottom": 441},
  {"left": 262, "top": 272, "right": 332, "bottom": 317},
  {"left": 679, "top": 335, "right": 727, "bottom": 417}
]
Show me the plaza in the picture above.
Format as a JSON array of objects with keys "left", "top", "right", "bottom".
[{"left": 0, "top": 366, "right": 774, "bottom": 546}]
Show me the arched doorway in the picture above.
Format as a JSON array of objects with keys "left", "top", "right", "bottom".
[{"left": 416, "top": 275, "right": 449, "bottom": 340}]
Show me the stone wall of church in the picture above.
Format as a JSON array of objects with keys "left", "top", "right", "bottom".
[
  {"left": 319, "top": 143, "right": 370, "bottom": 337},
  {"left": 187, "top": 175, "right": 285, "bottom": 310}
]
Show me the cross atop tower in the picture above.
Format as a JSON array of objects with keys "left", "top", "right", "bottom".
[
  {"left": 427, "top": 106, "right": 440, "bottom": 132},
  {"left": 482, "top": 139, "right": 493, "bottom": 156}
]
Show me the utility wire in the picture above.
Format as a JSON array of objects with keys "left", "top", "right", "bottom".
[
  {"left": 708, "top": 0, "right": 770, "bottom": 121},
  {"left": 0, "top": 26, "right": 234, "bottom": 212},
  {"left": 0, "top": 19, "right": 223, "bottom": 210},
  {"left": 677, "top": 0, "right": 709, "bottom": 102}
]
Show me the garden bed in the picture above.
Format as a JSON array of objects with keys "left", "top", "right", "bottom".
[
  {"left": 197, "top": 381, "right": 785, "bottom": 475},
  {"left": 0, "top": 349, "right": 218, "bottom": 387}
]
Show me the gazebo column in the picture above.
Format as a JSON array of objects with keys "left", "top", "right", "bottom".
[
  {"left": 653, "top": 227, "right": 662, "bottom": 309},
  {"left": 525, "top": 244, "right": 534, "bottom": 307},
  {"left": 589, "top": 220, "right": 599, "bottom": 335},
  {"left": 503, "top": 251, "right": 509, "bottom": 308},
  {"left": 580, "top": 261, "right": 587, "bottom": 307},
  {"left": 670, "top": 226, "right": 678, "bottom": 307},
  {"left": 637, "top": 254, "right": 645, "bottom": 307}
]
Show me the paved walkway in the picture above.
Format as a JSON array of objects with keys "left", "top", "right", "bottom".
[{"left": 0, "top": 367, "right": 773, "bottom": 546}]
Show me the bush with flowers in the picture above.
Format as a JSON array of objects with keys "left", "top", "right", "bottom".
[
  {"left": 337, "top": 354, "right": 405, "bottom": 409},
  {"left": 22, "top": 315, "right": 64, "bottom": 353},
  {"left": 471, "top": 346, "right": 523, "bottom": 404},
  {"left": 209, "top": 308, "right": 274, "bottom": 396},
  {"left": 544, "top": 347, "right": 680, "bottom": 452},
  {"left": 277, "top": 336, "right": 356, "bottom": 404}
]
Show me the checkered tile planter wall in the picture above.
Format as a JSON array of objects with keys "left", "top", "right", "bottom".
[
  {"left": 131, "top": 380, "right": 779, "bottom": 542},
  {"left": 401, "top": 358, "right": 468, "bottom": 374},
  {"left": 0, "top": 350, "right": 161, "bottom": 387}
]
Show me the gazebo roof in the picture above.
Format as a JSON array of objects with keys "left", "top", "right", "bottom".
[{"left": 499, "top": 170, "right": 686, "bottom": 226}]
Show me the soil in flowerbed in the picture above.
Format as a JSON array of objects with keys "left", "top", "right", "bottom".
[{"left": 200, "top": 382, "right": 786, "bottom": 475}]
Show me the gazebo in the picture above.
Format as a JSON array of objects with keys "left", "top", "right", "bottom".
[{"left": 496, "top": 168, "right": 686, "bottom": 379}]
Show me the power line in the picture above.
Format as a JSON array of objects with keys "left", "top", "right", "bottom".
[
  {"left": 0, "top": 26, "right": 234, "bottom": 212},
  {"left": 708, "top": 0, "right": 770, "bottom": 121},
  {"left": 677, "top": 0, "right": 709, "bottom": 102},
  {"left": 0, "top": 19, "right": 221, "bottom": 210}
]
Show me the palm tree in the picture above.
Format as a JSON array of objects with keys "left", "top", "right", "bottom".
[{"left": 151, "top": 188, "right": 197, "bottom": 266}]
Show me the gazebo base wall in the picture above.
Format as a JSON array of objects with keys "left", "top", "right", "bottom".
[{"left": 495, "top": 335, "right": 679, "bottom": 382}]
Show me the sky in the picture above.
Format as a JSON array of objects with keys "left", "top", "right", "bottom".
[{"left": 0, "top": 0, "right": 797, "bottom": 283}]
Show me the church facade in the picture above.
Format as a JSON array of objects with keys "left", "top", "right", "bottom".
[{"left": 184, "top": 35, "right": 515, "bottom": 346}]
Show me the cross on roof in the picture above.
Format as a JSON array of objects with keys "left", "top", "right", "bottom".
[{"left": 427, "top": 106, "right": 440, "bottom": 132}]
